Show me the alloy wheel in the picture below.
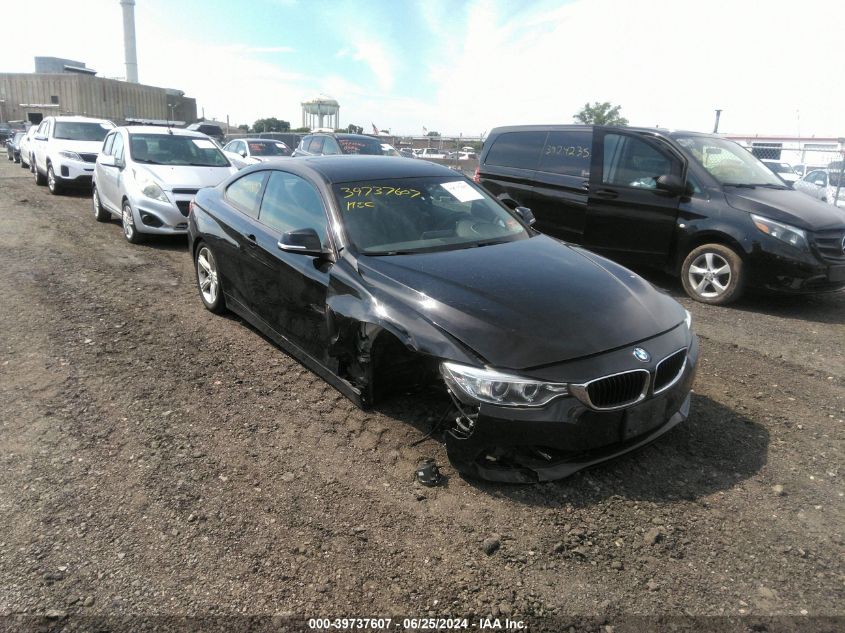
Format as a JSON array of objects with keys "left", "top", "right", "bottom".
[
  {"left": 687, "top": 251, "right": 731, "bottom": 299},
  {"left": 122, "top": 205, "right": 135, "bottom": 240},
  {"left": 196, "top": 246, "right": 219, "bottom": 306}
]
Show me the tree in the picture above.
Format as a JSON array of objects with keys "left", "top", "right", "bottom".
[
  {"left": 237, "top": 124, "right": 249, "bottom": 132},
  {"left": 426, "top": 130, "right": 440, "bottom": 137},
  {"left": 346, "top": 124, "right": 363, "bottom": 134},
  {"left": 573, "top": 102, "right": 628, "bottom": 126},
  {"left": 253, "top": 117, "right": 291, "bottom": 133}
]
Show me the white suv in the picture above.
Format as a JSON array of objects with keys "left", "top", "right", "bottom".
[{"left": 32, "top": 116, "right": 114, "bottom": 194}]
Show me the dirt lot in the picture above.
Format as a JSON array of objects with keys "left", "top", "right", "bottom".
[{"left": 0, "top": 157, "right": 843, "bottom": 632}]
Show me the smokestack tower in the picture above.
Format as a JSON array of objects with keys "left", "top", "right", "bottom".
[{"left": 120, "top": 0, "right": 139, "bottom": 83}]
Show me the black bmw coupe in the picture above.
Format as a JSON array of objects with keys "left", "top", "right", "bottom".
[{"left": 188, "top": 156, "right": 698, "bottom": 482}]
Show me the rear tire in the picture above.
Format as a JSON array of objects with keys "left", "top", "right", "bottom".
[
  {"left": 195, "top": 243, "right": 226, "bottom": 314},
  {"left": 92, "top": 186, "right": 110, "bottom": 222},
  {"left": 19, "top": 156, "right": 27, "bottom": 168},
  {"left": 681, "top": 243, "right": 745, "bottom": 305}
]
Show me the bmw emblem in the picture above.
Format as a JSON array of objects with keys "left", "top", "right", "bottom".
[{"left": 633, "top": 348, "right": 651, "bottom": 362}]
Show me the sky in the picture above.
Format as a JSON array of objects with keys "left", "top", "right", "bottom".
[{"left": 3, "top": 0, "right": 843, "bottom": 137}]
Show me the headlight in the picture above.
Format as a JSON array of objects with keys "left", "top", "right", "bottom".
[
  {"left": 751, "top": 214, "right": 808, "bottom": 250},
  {"left": 684, "top": 309, "right": 692, "bottom": 330},
  {"left": 440, "top": 361, "right": 569, "bottom": 407},
  {"left": 58, "top": 150, "right": 82, "bottom": 161},
  {"left": 133, "top": 170, "right": 168, "bottom": 202}
]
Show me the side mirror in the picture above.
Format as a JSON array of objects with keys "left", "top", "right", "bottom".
[
  {"left": 99, "top": 154, "right": 116, "bottom": 167},
  {"left": 34, "top": 134, "right": 47, "bottom": 141},
  {"left": 656, "top": 174, "right": 688, "bottom": 196},
  {"left": 239, "top": 150, "right": 247, "bottom": 157},
  {"left": 278, "top": 228, "right": 324, "bottom": 257},
  {"left": 813, "top": 180, "right": 825, "bottom": 186},
  {"left": 514, "top": 206, "right": 536, "bottom": 226}
]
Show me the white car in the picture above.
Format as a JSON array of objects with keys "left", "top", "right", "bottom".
[
  {"left": 32, "top": 115, "right": 115, "bottom": 194},
  {"left": 417, "top": 147, "right": 448, "bottom": 159},
  {"left": 793, "top": 168, "right": 845, "bottom": 208},
  {"left": 222, "top": 138, "right": 291, "bottom": 169},
  {"left": 92, "top": 126, "right": 238, "bottom": 243},
  {"left": 380, "top": 143, "right": 400, "bottom": 157},
  {"left": 761, "top": 159, "right": 799, "bottom": 184},
  {"left": 18, "top": 126, "right": 39, "bottom": 170}
]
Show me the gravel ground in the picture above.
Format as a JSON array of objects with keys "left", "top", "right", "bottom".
[{"left": 0, "top": 158, "right": 843, "bottom": 632}]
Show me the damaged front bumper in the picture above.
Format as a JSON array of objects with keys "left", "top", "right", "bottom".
[{"left": 445, "top": 335, "right": 699, "bottom": 483}]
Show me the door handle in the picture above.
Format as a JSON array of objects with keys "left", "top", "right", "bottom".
[
  {"left": 593, "top": 189, "right": 619, "bottom": 199},
  {"left": 246, "top": 234, "right": 259, "bottom": 248}
]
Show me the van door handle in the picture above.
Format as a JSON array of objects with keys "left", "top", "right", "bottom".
[{"left": 593, "top": 189, "right": 619, "bottom": 199}]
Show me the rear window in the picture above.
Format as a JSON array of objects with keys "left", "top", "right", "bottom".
[
  {"left": 484, "top": 131, "right": 547, "bottom": 169},
  {"left": 538, "top": 130, "right": 593, "bottom": 177},
  {"left": 337, "top": 136, "right": 383, "bottom": 155}
]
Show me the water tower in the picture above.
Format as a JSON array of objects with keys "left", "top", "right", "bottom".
[{"left": 301, "top": 94, "right": 339, "bottom": 130}]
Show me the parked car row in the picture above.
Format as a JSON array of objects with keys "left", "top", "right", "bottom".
[{"left": 13, "top": 116, "right": 843, "bottom": 482}]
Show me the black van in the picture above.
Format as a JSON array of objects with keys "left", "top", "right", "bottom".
[{"left": 475, "top": 125, "right": 845, "bottom": 304}]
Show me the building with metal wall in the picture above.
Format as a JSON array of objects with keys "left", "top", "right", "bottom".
[{"left": 0, "top": 72, "right": 197, "bottom": 126}]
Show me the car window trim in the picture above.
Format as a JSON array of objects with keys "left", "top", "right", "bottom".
[
  {"left": 224, "top": 170, "right": 270, "bottom": 219},
  {"left": 594, "top": 128, "right": 686, "bottom": 192},
  {"left": 254, "top": 168, "right": 338, "bottom": 254}
]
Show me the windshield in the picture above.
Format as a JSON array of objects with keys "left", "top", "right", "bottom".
[
  {"left": 675, "top": 136, "right": 785, "bottom": 187},
  {"left": 767, "top": 162, "right": 792, "bottom": 174},
  {"left": 128, "top": 134, "right": 230, "bottom": 167},
  {"left": 249, "top": 140, "right": 290, "bottom": 156},
  {"left": 333, "top": 176, "right": 530, "bottom": 255},
  {"left": 337, "top": 136, "right": 383, "bottom": 155},
  {"left": 54, "top": 121, "right": 112, "bottom": 141}
]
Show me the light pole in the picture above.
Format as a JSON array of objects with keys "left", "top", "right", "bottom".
[{"left": 713, "top": 109, "right": 722, "bottom": 134}]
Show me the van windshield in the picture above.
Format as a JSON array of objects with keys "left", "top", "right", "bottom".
[{"left": 675, "top": 136, "right": 786, "bottom": 187}]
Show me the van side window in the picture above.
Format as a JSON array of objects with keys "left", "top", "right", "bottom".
[
  {"left": 538, "top": 130, "right": 592, "bottom": 177},
  {"left": 485, "top": 131, "right": 547, "bottom": 169},
  {"left": 602, "top": 134, "right": 677, "bottom": 189}
]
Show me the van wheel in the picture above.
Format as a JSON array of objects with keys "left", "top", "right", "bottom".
[
  {"left": 681, "top": 243, "right": 745, "bottom": 305},
  {"left": 34, "top": 163, "right": 46, "bottom": 186}
]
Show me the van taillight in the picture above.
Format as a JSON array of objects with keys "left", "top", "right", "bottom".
[{"left": 473, "top": 166, "right": 480, "bottom": 183}]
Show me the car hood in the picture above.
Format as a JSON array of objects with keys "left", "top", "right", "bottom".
[
  {"left": 136, "top": 164, "right": 237, "bottom": 190},
  {"left": 724, "top": 187, "right": 845, "bottom": 230},
  {"left": 55, "top": 139, "right": 105, "bottom": 153},
  {"left": 356, "top": 235, "right": 685, "bottom": 369}
]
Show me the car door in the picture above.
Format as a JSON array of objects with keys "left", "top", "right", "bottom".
[
  {"left": 213, "top": 170, "right": 269, "bottom": 310},
  {"left": 244, "top": 170, "right": 333, "bottom": 364},
  {"left": 584, "top": 128, "right": 686, "bottom": 266},
  {"left": 95, "top": 131, "right": 118, "bottom": 210},
  {"left": 34, "top": 119, "right": 50, "bottom": 170},
  {"left": 529, "top": 128, "right": 592, "bottom": 242}
]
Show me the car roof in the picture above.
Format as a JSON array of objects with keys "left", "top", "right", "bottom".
[
  {"left": 121, "top": 125, "right": 210, "bottom": 137},
  {"left": 244, "top": 155, "right": 458, "bottom": 184},
  {"left": 50, "top": 115, "right": 113, "bottom": 123}
]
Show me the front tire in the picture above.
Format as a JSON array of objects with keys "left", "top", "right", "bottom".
[
  {"left": 681, "top": 243, "right": 745, "bottom": 305},
  {"left": 92, "top": 186, "right": 110, "bottom": 222},
  {"left": 34, "top": 163, "right": 46, "bottom": 186},
  {"left": 121, "top": 202, "right": 143, "bottom": 244},
  {"left": 195, "top": 243, "right": 226, "bottom": 314},
  {"left": 47, "top": 164, "right": 63, "bottom": 195}
]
